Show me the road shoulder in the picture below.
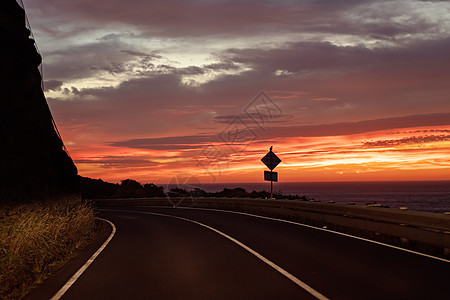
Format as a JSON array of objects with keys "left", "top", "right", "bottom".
[{"left": 24, "top": 218, "right": 112, "bottom": 300}]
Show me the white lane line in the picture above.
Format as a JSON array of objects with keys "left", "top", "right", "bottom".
[
  {"left": 175, "top": 207, "right": 450, "bottom": 264},
  {"left": 101, "top": 209, "right": 329, "bottom": 300},
  {"left": 50, "top": 218, "right": 117, "bottom": 300}
]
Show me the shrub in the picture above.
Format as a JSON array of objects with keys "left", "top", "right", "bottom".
[{"left": 0, "top": 197, "right": 95, "bottom": 299}]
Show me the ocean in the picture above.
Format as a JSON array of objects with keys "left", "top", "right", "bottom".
[{"left": 167, "top": 181, "right": 450, "bottom": 213}]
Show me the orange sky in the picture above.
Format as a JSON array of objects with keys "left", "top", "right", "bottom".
[
  {"left": 26, "top": 0, "right": 450, "bottom": 184},
  {"left": 66, "top": 123, "right": 450, "bottom": 184}
]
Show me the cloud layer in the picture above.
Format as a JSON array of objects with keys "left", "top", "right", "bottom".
[{"left": 22, "top": 0, "right": 450, "bottom": 182}]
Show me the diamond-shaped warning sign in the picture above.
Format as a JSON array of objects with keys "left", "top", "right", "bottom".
[{"left": 261, "top": 150, "right": 281, "bottom": 171}]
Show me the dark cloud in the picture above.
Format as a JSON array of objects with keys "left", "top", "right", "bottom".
[
  {"left": 175, "top": 66, "right": 205, "bottom": 76},
  {"left": 31, "top": 0, "right": 450, "bottom": 176},
  {"left": 110, "top": 135, "right": 217, "bottom": 150},
  {"left": 208, "top": 37, "right": 450, "bottom": 121},
  {"left": 204, "top": 61, "right": 240, "bottom": 71},
  {"left": 214, "top": 114, "right": 260, "bottom": 125},
  {"left": 41, "top": 36, "right": 161, "bottom": 81},
  {"left": 46, "top": 33, "right": 450, "bottom": 143},
  {"left": 34, "top": 0, "right": 449, "bottom": 125},
  {"left": 225, "top": 37, "right": 450, "bottom": 75},
  {"left": 43, "top": 40, "right": 128, "bottom": 80},
  {"left": 30, "top": 0, "right": 434, "bottom": 40},
  {"left": 214, "top": 113, "right": 291, "bottom": 126},
  {"left": 74, "top": 156, "right": 161, "bottom": 169},
  {"left": 362, "top": 134, "right": 450, "bottom": 148},
  {"left": 120, "top": 50, "right": 162, "bottom": 59},
  {"left": 107, "top": 113, "right": 450, "bottom": 152},
  {"left": 45, "top": 35, "right": 450, "bottom": 104},
  {"left": 91, "top": 62, "right": 128, "bottom": 75},
  {"left": 44, "top": 80, "right": 63, "bottom": 91},
  {"left": 265, "top": 113, "right": 450, "bottom": 138},
  {"left": 28, "top": 1, "right": 327, "bottom": 37},
  {"left": 417, "top": 0, "right": 449, "bottom": 2}
]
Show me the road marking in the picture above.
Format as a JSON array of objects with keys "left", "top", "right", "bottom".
[
  {"left": 132, "top": 205, "right": 450, "bottom": 263},
  {"left": 101, "top": 209, "right": 329, "bottom": 300},
  {"left": 50, "top": 218, "right": 117, "bottom": 300},
  {"left": 175, "top": 207, "right": 450, "bottom": 264}
]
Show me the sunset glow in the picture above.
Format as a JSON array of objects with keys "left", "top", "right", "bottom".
[
  {"left": 23, "top": 0, "right": 450, "bottom": 184},
  {"left": 61, "top": 122, "right": 450, "bottom": 183}
]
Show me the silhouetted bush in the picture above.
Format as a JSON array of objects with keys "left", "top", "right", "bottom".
[
  {"left": 78, "top": 176, "right": 308, "bottom": 200},
  {"left": 249, "top": 190, "right": 271, "bottom": 198},
  {"left": 190, "top": 188, "right": 208, "bottom": 197},
  {"left": 143, "top": 183, "right": 165, "bottom": 197},
  {"left": 79, "top": 177, "right": 166, "bottom": 199},
  {"left": 78, "top": 176, "right": 118, "bottom": 199},
  {"left": 167, "top": 186, "right": 309, "bottom": 200},
  {"left": 213, "top": 187, "right": 248, "bottom": 198},
  {"left": 114, "top": 179, "right": 145, "bottom": 198}
]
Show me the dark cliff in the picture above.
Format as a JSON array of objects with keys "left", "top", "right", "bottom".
[{"left": 0, "top": 1, "right": 78, "bottom": 203}]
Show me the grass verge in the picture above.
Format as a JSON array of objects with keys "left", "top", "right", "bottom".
[{"left": 0, "top": 197, "right": 96, "bottom": 299}]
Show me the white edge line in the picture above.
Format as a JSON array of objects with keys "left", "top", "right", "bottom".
[
  {"left": 50, "top": 217, "right": 117, "bottom": 300},
  {"left": 177, "top": 206, "right": 450, "bottom": 264},
  {"left": 131, "top": 205, "right": 450, "bottom": 263},
  {"left": 101, "top": 209, "right": 329, "bottom": 300}
]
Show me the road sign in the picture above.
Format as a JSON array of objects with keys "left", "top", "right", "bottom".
[
  {"left": 261, "top": 147, "right": 281, "bottom": 199},
  {"left": 264, "top": 171, "right": 278, "bottom": 182},
  {"left": 261, "top": 150, "right": 281, "bottom": 171}
]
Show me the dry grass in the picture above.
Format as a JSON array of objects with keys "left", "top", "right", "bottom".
[{"left": 0, "top": 197, "right": 96, "bottom": 299}]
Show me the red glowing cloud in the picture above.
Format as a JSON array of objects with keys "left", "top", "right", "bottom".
[{"left": 22, "top": 0, "right": 450, "bottom": 183}]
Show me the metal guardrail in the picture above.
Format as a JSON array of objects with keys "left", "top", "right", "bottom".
[
  {"left": 94, "top": 197, "right": 450, "bottom": 232},
  {"left": 94, "top": 197, "right": 450, "bottom": 251},
  {"left": 192, "top": 198, "right": 450, "bottom": 233}
]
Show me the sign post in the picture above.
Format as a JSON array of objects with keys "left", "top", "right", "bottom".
[{"left": 261, "top": 146, "right": 281, "bottom": 199}]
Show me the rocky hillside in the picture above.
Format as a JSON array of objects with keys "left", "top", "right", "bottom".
[{"left": 0, "top": 1, "right": 78, "bottom": 203}]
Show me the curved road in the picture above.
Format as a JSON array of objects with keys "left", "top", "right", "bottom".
[{"left": 44, "top": 207, "right": 450, "bottom": 299}]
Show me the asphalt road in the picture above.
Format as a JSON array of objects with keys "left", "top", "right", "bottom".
[{"left": 40, "top": 206, "right": 450, "bottom": 299}]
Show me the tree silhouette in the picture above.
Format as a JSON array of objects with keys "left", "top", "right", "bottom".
[
  {"left": 78, "top": 176, "right": 118, "bottom": 199},
  {"left": 114, "top": 179, "right": 145, "bottom": 198},
  {"left": 143, "top": 183, "right": 165, "bottom": 197}
]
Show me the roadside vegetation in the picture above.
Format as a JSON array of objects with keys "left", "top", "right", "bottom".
[
  {"left": 80, "top": 176, "right": 309, "bottom": 200},
  {"left": 0, "top": 197, "right": 95, "bottom": 299}
]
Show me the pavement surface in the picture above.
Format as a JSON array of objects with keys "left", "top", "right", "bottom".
[{"left": 30, "top": 206, "right": 450, "bottom": 299}]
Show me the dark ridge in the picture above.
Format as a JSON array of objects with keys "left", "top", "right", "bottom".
[
  {"left": 79, "top": 177, "right": 308, "bottom": 200},
  {"left": 0, "top": 1, "right": 78, "bottom": 203}
]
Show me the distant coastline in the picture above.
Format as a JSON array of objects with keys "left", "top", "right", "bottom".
[
  {"left": 81, "top": 177, "right": 450, "bottom": 213},
  {"left": 184, "top": 181, "right": 450, "bottom": 213}
]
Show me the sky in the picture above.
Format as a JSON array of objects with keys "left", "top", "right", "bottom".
[{"left": 23, "top": 0, "right": 450, "bottom": 184}]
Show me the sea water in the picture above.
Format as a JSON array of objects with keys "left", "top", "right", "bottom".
[{"left": 177, "top": 181, "right": 450, "bottom": 213}]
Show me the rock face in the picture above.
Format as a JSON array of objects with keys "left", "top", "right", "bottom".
[{"left": 0, "top": 1, "right": 78, "bottom": 203}]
